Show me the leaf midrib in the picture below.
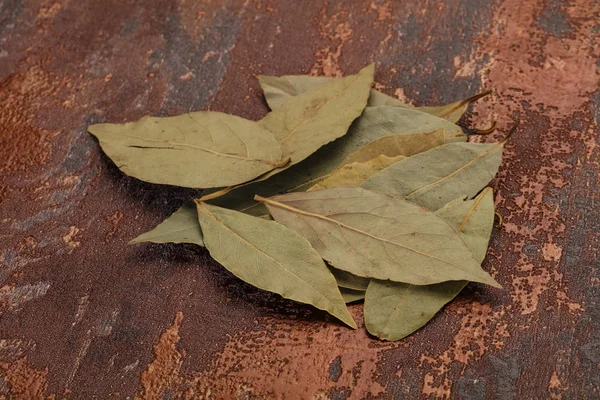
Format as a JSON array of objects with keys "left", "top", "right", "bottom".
[
  {"left": 196, "top": 202, "right": 348, "bottom": 320},
  {"left": 277, "top": 73, "right": 361, "bottom": 144},
  {"left": 404, "top": 143, "right": 503, "bottom": 200},
  {"left": 380, "top": 188, "right": 492, "bottom": 335},
  {"left": 109, "top": 133, "right": 285, "bottom": 167},
  {"left": 259, "top": 196, "right": 487, "bottom": 282}
]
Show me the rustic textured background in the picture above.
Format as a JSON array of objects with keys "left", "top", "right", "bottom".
[{"left": 1, "top": 0, "right": 599, "bottom": 398}]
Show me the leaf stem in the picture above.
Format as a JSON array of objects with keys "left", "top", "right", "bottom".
[
  {"left": 440, "top": 89, "right": 494, "bottom": 118},
  {"left": 466, "top": 120, "right": 497, "bottom": 135},
  {"left": 197, "top": 187, "right": 236, "bottom": 201},
  {"left": 502, "top": 118, "right": 520, "bottom": 144}
]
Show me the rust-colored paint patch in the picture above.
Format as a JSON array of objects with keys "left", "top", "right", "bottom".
[
  {"left": 136, "top": 312, "right": 184, "bottom": 399},
  {"left": 134, "top": 307, "right": 394, "bottom": 399},
  {"left": 0, "top": 357, "right": 54, "bottom": 400},
  {"left": 549, "top": 370, "right": 567, "bottom": 399},
  {"left": 62, "top": 226, "right": 81, "bottom": 249},
  {"left": 0, "top": 66, "right": 61, "bottom": 176},
  {"left": 310, "top": 7, "right": 354, "bottom": 77},
  {"left": 420, "top": 302, "right": 507, "bottom": 398},
  {"left": 187, "top": 307, "right": 391, "bottom": 398}
]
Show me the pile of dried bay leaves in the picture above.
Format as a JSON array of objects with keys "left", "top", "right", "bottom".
[{"left": 89, "top": 64, "right": 513, "bottom": 341}]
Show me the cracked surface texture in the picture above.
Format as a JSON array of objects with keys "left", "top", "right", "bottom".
[{"left": 1, "top": 0, "right": 599, "bottom": 398}]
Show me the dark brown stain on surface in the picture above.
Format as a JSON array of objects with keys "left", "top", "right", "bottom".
[{"left": 0, "top": 0, "right": 599, "bottom": 398}]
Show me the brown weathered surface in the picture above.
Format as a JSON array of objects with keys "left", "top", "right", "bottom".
[{"left": 1, "top": 0, "right": 599, "bottom": 398}]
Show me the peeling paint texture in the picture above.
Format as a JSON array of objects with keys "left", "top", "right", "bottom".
[{"left": 1, "top": 0, "right": 599, "bottom": 398}]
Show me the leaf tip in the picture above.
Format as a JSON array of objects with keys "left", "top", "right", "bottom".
[
  {"left": 128, "top": 233, "right": 149, "bottom": 245},
  {"left": 342, "top": 315, "right": 358, "bottom": 330},
  {"left": 501, "top": 117, "right": 520, "bottom": 144},
  {"left": 361, "top": 63, "right": 376, "bottom": 77},
  {"left": 482, "top": 275, "right": 503, "bottom": 289},
  {"left": 462, "top": 89, "right": 494, "bottom": 107}
]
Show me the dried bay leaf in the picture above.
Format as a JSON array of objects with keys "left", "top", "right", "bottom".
[
  {"left": 367, "top": 90, "right": 411, "bottom": 108},
  {"left": 195, "top": 201, "right": 356, "bottom": 328},
  {"left": 330, "top": 267, "right": 370, "bottom": 291},
  {"left": 365, "top": 188, "right": 495, "bottom": 340},
  {"left": 259, "top": 74, "right": 489, "bottom": 123},
  {"left": 259, "top": 75, "right": 334, "bottom": 111},
  {"left": 365, "top": 280, "right": 465, "bottom": 340},
  {"left": 362, "top": 141, "right": 504, "bottom": 211},
  {"left": 257, "top": 187, "right": 500, "bottom": 287},
  {"left": 435, "top": 188, "right": 496, "bottom": 259},
  {"left": 308, "top": 155, "right": 405, "bottom": 191},
  {"left": 339, "top": 130, "right": 445, "bottom": 166},
  {"left": 89, "top": 112, "right": 286, "bottom": 188},
  {"left": 353, "top": 106, "right": 463, "bottom": 140},
  {"left": 207, "top": 109, "right": 456, "bottom": 215},
  {"left": 129, "top": 203, "right": 203, "bottom": 246},
  {"left": 200, "top": 65, "right": 375, "bottom": 203},
  {"left": 258, "top": 74, "right": 409, "bottom": 111},
  {"left": 417, "top": 91, "right": 492, "bottom": 123},
  {"left": 340, "top": 288, "right": 366, "bottom": 304},
  {"left": 256, "top": 64, "right": 374, "bottom": 179}
]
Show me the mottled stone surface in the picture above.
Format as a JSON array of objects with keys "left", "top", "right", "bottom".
[{"left": 1, "top": 0, "right": 599, "bottom": 398}]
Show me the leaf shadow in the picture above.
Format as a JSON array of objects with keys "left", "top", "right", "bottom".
[{"left": 126, "top": 242, "right": 345, "bottom": 328}]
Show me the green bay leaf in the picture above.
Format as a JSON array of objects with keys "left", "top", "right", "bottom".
[
  {"left": 365, "top": 188, "right": 495, "bottom": 341},
  {"left": 129, "top": 203, "right": 203, "bottom": 246},
  {"left": 258, "top": 187, "right": 500, "bottom": 287},
  {"left": 89, "top": 111, "right": 286, "bottom": 188},
  {"left": 196, "top": 201, "right": 356, "bottom": 328},
  {"left": 362, "top": 141, "right": 504, "bottom": 211}
]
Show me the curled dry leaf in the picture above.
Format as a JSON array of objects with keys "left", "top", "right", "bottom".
[
  {"left": 417, "top": 90, "right": 493, "bottom": 123},
  {"left": 362, "top": 141, "right": 504, "bottom": 211},
  {"left": 308, "top": 155, "right": 405, "bottom": 191},
  {"left": 257, "top": 187, "right": 500, "bottom": 287},
  {"left": 196, "top": 201, "right": 356, "bottom": 328},
  {"left": 129, "top": 203, "right": 204, "bottom": 246},
  {"left": 330, "top": 266, "right": 370, "bottom": 291},
  {"left": 366, "top": 90, "right": 411, "bottom": 108},
  {"left": 365, "top": 188, "right": 495, "bottom": 341},
  {"left": 340, "top": 288, "right": 366, "bottom": 304},
  {"left": 89, "top": 112, "right": 286, "bottom": 188},
  {"left": 258, "top": 73, "right": 490, "bottom": 123},
  {"left": 258, "top": 64, "right": 374, "bottom": 176},
  {"left": 207, "top": 113, "right": 451, "bottom": 215},
  {"left": 258, "top": 74, "right": 408, "bottom": 111},
  {"left": 339, "top": 129, "right": 445, "bottom": 166},
  {"left": 199, "top": 64, "right": 374, "bottom": 202},
  {"left": 354, "top": 107, "right": 463, "bottom": 141},
  {"left": 259, "top": 75, "right": 334, "bottom": 111}
]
